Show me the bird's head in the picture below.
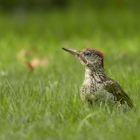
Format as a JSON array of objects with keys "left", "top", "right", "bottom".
[{"left": 62, "top": 48, "right": 104, "bottom": 69}]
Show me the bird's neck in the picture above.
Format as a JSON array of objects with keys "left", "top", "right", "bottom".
[{"left": 84, "top": 67, "right": 106, "bottom": 83}]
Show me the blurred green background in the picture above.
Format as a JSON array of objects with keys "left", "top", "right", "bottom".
[
  {"left": 0, "top": 1, "right": 140, "bottom": 140},
  {"left": 0, "top": 0, "right": 140, "bottom": 10}
]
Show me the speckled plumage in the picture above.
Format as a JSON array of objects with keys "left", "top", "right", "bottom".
[{"left": 63, "top": 48, "right": 133, "bottom": 108}]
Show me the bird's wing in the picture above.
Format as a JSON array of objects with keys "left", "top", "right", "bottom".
[{"left": 104, "top": 80, "right": 133, "bottom": 108}]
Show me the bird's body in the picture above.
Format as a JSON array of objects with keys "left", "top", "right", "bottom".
[
  {"left": 63, "top": 48, "right": 133, "bottom": 108},
  {"left": 80, "top": 67, "right": 114, "bottom": 103},
  {"left": 80, "top": 67, "right": 133, "bottom": 108}
]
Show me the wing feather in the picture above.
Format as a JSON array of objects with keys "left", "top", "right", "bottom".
[{"left": 104, "top": 80, "right": 133, "bottom": 108}]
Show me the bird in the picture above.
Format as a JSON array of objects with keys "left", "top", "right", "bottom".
[{"left": 62, "top": 47, "right": 133, "bottom": 108}]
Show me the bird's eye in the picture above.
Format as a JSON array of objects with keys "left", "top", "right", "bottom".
[{"left": 84, "top": 52, "right": 91, "bottom": 56}]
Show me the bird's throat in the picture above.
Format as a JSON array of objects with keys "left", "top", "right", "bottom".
[{"left": 84, "top": 67, "right": 106, "bottom": 84}]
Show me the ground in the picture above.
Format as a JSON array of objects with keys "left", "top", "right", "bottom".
[{"left": 0, "top": 8, "right": 140, "bottom": 140}]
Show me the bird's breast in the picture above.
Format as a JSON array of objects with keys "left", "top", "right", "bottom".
[
  {"left": 82, "top": 78, "right": 104, "bottom": 93},
  {"left": 80, "top": 82, "right": 115, "bottom": 104}
]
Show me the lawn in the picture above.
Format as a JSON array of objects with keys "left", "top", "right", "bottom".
[{"left": 0, "top": 8, "right": 140, "bottom": 140}]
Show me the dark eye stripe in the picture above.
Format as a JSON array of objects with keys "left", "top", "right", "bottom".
[{"left": 84, "top": 52, "right": 91, "bottom": 56}]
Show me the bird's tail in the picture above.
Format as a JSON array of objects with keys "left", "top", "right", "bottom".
[{"left": 123, "top": 93, "right": 133, "bottom": 108}]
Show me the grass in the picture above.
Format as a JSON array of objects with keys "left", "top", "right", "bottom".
[{"left": 0, "top": 8, "right": 140, "bottom": 140}]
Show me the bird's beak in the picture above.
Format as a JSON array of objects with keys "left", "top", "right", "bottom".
[
  {"left": 62, "top": 48, "right": 80, "bottom": 57},
  {"left": 62, "top": 47, "right": 88, "bottom": 64}
]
